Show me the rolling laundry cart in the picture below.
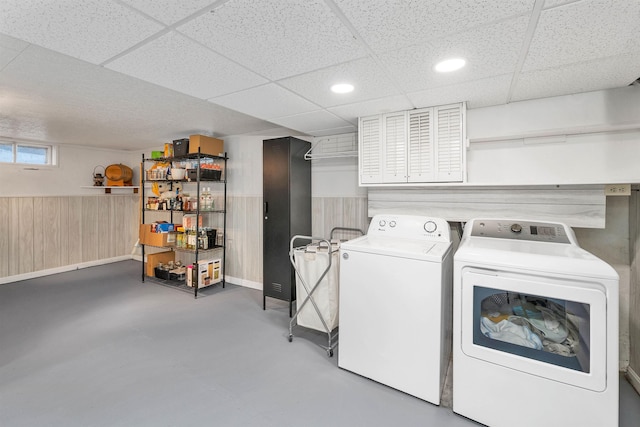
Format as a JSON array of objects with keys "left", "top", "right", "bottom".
[{"left": 288, "top": 227, "right": 363, "bottom": 357}]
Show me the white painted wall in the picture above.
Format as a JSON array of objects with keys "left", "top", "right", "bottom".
[
  {"left": 465, "top": 86, "right": 640, "bottom": 186},
  {"left": 574, "top": 196, "right": 631, "bottom": 369},
  {"left": 468, "top": 86, "right": 640, "bottom": 142},
  {"left": 0, "top": 144, "right": 141, "bottom": 197},
  {"left": 224, "top": 134, "right": 361, "bottom": 199},
  {"left": 224, "top": 135, "right": 263, "bottom": 197},
  {"left": 312, "top": 156, "right": 366, "bottom": 198}
]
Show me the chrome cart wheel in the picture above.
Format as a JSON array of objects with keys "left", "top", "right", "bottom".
[
  {"left": 288, "top": 334, "right": 293, "bottom": 342},
  {"left": 328, "top": 348, "right": 334, "bottom": 357}
]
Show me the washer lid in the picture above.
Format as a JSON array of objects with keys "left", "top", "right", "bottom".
[
  {"left": 455, "top": 238, "right": 618, "bottom": 280},
  {"left": 341, "top": 235, "right": 451, "bottom": 262}
]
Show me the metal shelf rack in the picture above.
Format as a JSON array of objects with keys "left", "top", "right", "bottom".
[{"left": 140, "top": 149, "right": 228, "bottom": 298}]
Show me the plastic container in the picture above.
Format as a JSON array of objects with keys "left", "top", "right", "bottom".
[{"left": 170, "top": 168, "right": 186, "bottom": 180}]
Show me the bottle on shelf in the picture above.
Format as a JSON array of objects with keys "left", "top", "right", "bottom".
[
  {"left": 175, "top": 188, "right": 182, "bottom": 211},
  {"left": 187, "top": 227, "right": 197, "bottom": 250},
  {"left": 205, "top": 187, "right": 214, "bottom": 211},
  {"left": 200, "top": 187, "right": 208, "bottom": 211}
]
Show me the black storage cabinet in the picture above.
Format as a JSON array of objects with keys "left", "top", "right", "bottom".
[{"left": 262, "top": 137, "right": 311, "bottom": 316}]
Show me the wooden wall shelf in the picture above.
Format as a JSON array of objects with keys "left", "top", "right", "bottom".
[{"left": 81, "top": 186, "right": 140, "bottom": 194}]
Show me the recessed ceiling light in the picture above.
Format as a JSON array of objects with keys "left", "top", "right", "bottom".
[
  {"left": 434, "top": 58, "right": 466, "bottom": 73},
  {"left": 331, "top": 83, "right": 354, "bottom": 94}
]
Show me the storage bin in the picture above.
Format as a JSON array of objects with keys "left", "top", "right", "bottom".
[
  {"left": 173, "top": 138, "right": 189, "bottom": 157},
  {"left": 187, "top": 169, "right": 222, "bottom": 181}
]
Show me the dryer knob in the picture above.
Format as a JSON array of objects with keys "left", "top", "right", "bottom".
[
  {"left": 389, "top": 220, "right": 396, "bottom": 227},
  {"left": 379, "top": 220, "right": 386, "bottom": 227},
  {"left": 510, "top": 223, "right": 523, "bottom": 233},
  {"left": 342, "top": 253, "right": 349, "bottom": 260},
  {"left": 424, "top": 221, "right": 437, "bottom": 233}
]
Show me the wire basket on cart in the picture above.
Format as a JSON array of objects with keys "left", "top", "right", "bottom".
[{"left": 288, "top": 227, "right": 364, "bottom": 357}]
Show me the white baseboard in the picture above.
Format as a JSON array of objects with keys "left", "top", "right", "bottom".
[
  {"left": 0, "top": 257, "right": 265, "bottom": 292},
  {"left": 0, "top": 255, "right": 134, "bottom": 285},
  {"left": 225, "top": 275, "right": 262, "bottom": 290},
  {"left": 627, "top": 367, "right": 640, "bottom": 396}
]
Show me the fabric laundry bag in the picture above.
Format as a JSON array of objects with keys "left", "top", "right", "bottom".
[{"left": 293, "top": 244, "right": 340, "bottom": 332}]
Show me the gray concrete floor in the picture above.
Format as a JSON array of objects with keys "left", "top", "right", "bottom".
[{"left": 0, "top": 260, "right": 638, "bottom": 426}]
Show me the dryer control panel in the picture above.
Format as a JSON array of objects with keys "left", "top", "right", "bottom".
[
  {"left": 367, "top": 214, "right": 451, "bottom": 242},
  {"left": 469, "top": 219, "right": 571, "bottom": 244}
]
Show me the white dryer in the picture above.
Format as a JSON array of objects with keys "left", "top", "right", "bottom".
[
  {"left": 338, "top": 214, "right": 453, "bottom": 405},
  {"left": 453, "top": 219, "right": 619, "bottom": 427}
]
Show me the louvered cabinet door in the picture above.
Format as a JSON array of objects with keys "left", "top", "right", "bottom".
[
  {"left": 407, "top": 108, "right": 435, "bottom": 183},
  {"left": 434, "top": 104, "right": 464, "bottom": 182},
  {"left": 359, "top": 115, "right": 383, "bottom": 184},
  {"left": 382, "top": 111, "right": 407, "bottom": 183}
]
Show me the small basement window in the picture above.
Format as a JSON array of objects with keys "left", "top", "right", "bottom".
[{"left": 0, "top": 140, "right": 57, "bottom": 166}]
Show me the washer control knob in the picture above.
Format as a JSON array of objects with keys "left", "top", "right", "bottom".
[
  {"left": 424, "top": 221, "right": 437, "bottom": 233},
  {"left": 510, "top": 223, "right": 523, "bottom": 233},
  {"left": 342, "top": 252, "right": 349, "bottom": 260},
  {"left": 389, "top": 220, "right": 396, "bottom": 228},
  {"left": 379, "top": 220, "right": 386, "bottom": 227}
]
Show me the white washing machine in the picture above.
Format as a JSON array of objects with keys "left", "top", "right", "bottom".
[
  {"left": 453, "top": 219, "right": 619, "bottom": 427},
  {"left": 338, "top": 214, "right": 453, "bottom": 405}
]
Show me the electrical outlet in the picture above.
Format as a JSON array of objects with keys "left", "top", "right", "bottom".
[{"left": 604, "top": 184, "right": 631, "bottom": 196}]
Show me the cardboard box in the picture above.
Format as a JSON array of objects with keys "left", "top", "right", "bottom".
[
  {"left": 189, "top": 135, "right": 224, "bottom": 156},
  {"left": 139, "top": 224, "right": 176, "bottom": 247},
  {"left": 210, "top": 258, "right": 222, "bottom": 284},
  {"left": 187, "top": 258, "right": 221, "bottom": 288},
  {"left": 146, "top": 251, "right": 175, "bottom": 277}
]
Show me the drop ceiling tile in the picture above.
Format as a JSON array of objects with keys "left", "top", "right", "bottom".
[
  {"left": 277, "top": 57, "right": 402, "bottom": 108},
  {"left": 0, "top": 32, "right": 29, "bottom": 52},
  {"left": 328, "top": 95, "right": 414, "bottom": 123},
  {"left": 120, "top": 0, "right": 215, "bottom": 25},
  {"left": 0, "top": 0, "right": 163, "bottom": 64},
  {"left": 107, "top": 31, "right": 267, "bottom": 99},
  {"left": 381, "top": 16, "right": 529, "bottom": 93},
  {"left": 407, "top": 74, "right": 512, "bottom": 109},
  {"left": 268, "top": 110, "right": 353, "bottom": 134},
  {"left": 523, "top": 0, "right": 640, "bottom": 72},
  {"left": 0, "top": 45, "right": 20, "bottom": 71},
  {"left": 209, "top": 83, "right": 318, "bottom": 120},
  {"left": 178, "top": 0, "right": 368, "bottom": 80},
  {"left": 512, "top": 53, "right": 640, "bottom": 102},
  {"left": 0, "top": 44, "right": 275, "bottom": 148},
  {"left": 310, "top": 125, "right": 358, "bottom": 137},
  {"left": 0, "top": 32, "right": 29, "bottom": 71},
  {"left": 543, "top": 0, "right": 582, "bottom": 8},
  {"left": 333, "top": 0, "right": 534, "bottom": 53}
]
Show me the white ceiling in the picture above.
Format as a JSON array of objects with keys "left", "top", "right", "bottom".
[{"left": 0, "top": 0, "right": 639, "bottom": 150}]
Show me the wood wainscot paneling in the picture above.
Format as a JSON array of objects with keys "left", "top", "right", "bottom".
[
  {"left": 312, "top": 197, "right": 369, "bottom": 240},
  {"left": 368, "top": 185, "right": 606, "bottom": 228},
  {"left": 0, "top": 195, "right": 139, "bottom": 280}
]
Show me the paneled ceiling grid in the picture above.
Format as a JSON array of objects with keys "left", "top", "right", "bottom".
[{"left": 0, "top": 0, "right": 638, "bottom": 148}]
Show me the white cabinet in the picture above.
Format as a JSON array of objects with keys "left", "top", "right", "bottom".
[
  {"left": 358, "top": 114, "right": 382, "bottom": 184},
  {"left": 359, "top": 102, "right": 465, "bottom": 185},
  {"left": 382, "top": 111, "right": 408, "bottom": 183}
]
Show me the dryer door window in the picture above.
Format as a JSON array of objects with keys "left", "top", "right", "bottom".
[
  {"left": 474, "top": 287, "right": 590, "bottom": 373},
  {"left": 460, "top": 268, "right": 607, "bottom": 392}
]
